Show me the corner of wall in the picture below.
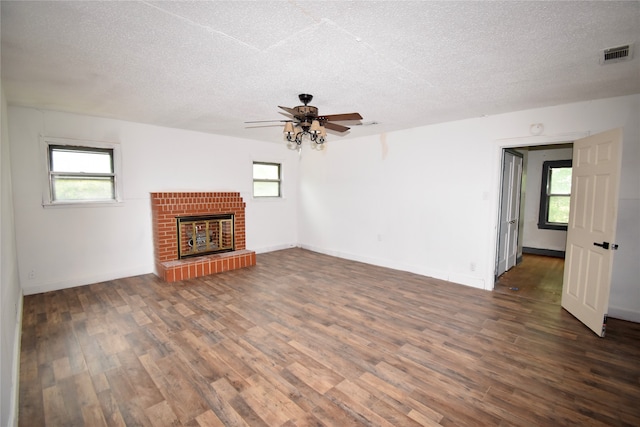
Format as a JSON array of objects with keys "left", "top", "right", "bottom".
[
  {"left": 1, "top": 81, "right": 25, "bottom": 427},
  {"left": 608, "top": 305, "right": 640, "bottom": 323}
]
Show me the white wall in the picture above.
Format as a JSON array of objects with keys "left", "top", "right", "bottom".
[
  {"left": 8, "top": 107, "right": 300, "bottom": 295},
  {"left": 521, "top": 146, "right": 573, "bottom": 252},
  {"left": 298, "top": 95, "right": 640, "bottom": 322},
  {"left": 1, "top": 88, "right": 22, "bottom": 426}
]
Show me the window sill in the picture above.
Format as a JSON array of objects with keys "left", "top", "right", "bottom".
[
  {"left": 537, "top": 223, "right": 568, "bottom": 231},
  {"left": 42, "top": 200, "right": 124, "bottom": 209}
]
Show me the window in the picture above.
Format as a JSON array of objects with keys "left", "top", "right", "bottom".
[
  {"left": 253, "top": 162, "right": 281, "bottom": 197},
  {"left": 538, "top": 159, "right": 572, "bottom": 230},
  {"left": 42, "top": 137, "right": 122, "bottom": 206}
]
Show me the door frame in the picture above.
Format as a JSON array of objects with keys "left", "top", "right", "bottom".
[
  {"left": 488, "top": 132, "right": 590, "bottom": 291},
  {"left": 495, "top": 148, "right": 524, "bottom": 279}
]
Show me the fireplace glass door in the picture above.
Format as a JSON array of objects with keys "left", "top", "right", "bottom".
[{"left": 177, "top": 214, "right": 234, "bottom": 259}]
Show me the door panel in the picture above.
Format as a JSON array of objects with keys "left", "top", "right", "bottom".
[
  {"left": 496, "top": 151, "right": 523, "bottom": 277},
  {"left": 561, "top": 128, "right": 622, "bottom": 337},
  {"left": 506, "top": 158, "right": 522, "bottom": 270}
]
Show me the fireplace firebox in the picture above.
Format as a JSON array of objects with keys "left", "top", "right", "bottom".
[{"left": 177, "top": 214, "right": 234, "bottom": 259}]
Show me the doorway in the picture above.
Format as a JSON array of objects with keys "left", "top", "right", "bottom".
[
  {"left": 494, "top": 143, "right": 573, "bottom": 304},
  {"left": 494, "top": 130, "right": 623, "bottom": 336},
  {"left": 494, "top": 254, "right": 564, "bottom": 304}
]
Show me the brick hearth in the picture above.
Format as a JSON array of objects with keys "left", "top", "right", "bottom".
[{"left": 151, "top": 192, "right": 256, "bottom": 282}]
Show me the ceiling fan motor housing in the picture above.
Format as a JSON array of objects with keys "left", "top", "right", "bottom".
[
  {"left": 272, "top": 93, "right": 360, "bottom": 133},
  {"left": 294, "top": 105, "right": 318, "bottom": 127}
]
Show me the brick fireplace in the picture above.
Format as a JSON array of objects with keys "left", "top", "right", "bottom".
[{"left": 151, "top": 192, "right": 256, "bottom": 282}]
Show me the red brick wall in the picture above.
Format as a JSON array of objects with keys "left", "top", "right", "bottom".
[{"left": 150, "top": 192, "right": 254, "bottom": 282}]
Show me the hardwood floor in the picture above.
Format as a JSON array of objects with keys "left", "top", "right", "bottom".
[
  {"left": 19, "top": 248, "right": 640, "bottom": 426},
  {"left": 494, "top": 254, "right": 565, "bottom": 304}
]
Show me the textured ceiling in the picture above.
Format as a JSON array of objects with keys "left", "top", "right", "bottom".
[{"left": 2, "top": 1, "right": 639, "bottom": 142}]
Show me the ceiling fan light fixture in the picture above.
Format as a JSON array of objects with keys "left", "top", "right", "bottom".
[
  {"left": 316, "top": 126, "right": 326, "bottom": 145},
  {"left": 310, "top": 120, "right": 321, "bottom": 134},
  {"left": 283, "top": 121, "right": 294, "bottom": 135},
  {"left": 285, "top": 125, "right": 304, "bottom": 149}
]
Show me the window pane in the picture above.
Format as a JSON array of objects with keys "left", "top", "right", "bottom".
[
  {"left": 253, "top": 181, "right": 280, "bottom": 197},
  {"left": 51, "top": 148, "right": 113, "bottom": 173},
  {"left": 253, "top": 163, "right": 279, "bottom": 180},
  {"left": 550, "top": 167, "right": 572, "bottom": 194},
  {"left": 52, "top": 176, "right": 115, "bottom": 201},
  {"left": 548, "top": 195, "right": 570, "bottom": 223}
]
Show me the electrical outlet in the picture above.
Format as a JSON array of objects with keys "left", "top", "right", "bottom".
[
  {"left": 470, "top": 262, "right": 476, "bottom": 272},
  {"left": 28, "top": 269, "right": 36, "bottom": 279}
]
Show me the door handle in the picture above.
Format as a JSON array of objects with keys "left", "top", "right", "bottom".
[{"left": 594, "top": 241, "right": 610, "bottom": 249}]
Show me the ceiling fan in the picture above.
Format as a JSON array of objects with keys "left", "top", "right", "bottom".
[{"left": 246, "top": 94, "right": 363, "bottom": 149}]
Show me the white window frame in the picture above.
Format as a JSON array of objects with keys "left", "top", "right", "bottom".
[
  {"left": 252, "top": 161, "right": 282, "bottom": 198},
  {"left": 41, "top": 136, "right": 123, "bottom": 207}
]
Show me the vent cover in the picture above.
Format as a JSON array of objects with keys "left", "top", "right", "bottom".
[{"left": 600, "top": 44, "right": 633, "bottom": 64}]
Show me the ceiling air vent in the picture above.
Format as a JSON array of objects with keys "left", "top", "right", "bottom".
[{"left": 600, "top": 44, "right": 633, "bottom": 64}]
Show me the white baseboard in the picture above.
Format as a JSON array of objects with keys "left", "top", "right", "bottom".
[
  {"left": 21, "top": 265, "right": 151, "bottom": 295},
  {"left": 252, "top": 243, "right": 298, "bottom": 254},
  {"left": 298, "top": 244, "right": 486, "bottom": 290},
  {"left": 21, "top": 246, "right": 300, "bottom": 295},
  {"left": 609, "top": 306, "right": 640, "bottom": 323}
]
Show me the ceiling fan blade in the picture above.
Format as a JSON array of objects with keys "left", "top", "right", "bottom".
[
  {"left": 320, "top": 112, "right": 363, "bottom": 121},
  {"left": 278, "top": 106, "right": 297, "bottom": 115},
  {"left": 245, "top": 124, "right": 286, "bottom": 129},
  {"left": 323, "top": 122, "right": 350, "bottom": 132},
  {"left": 244, "top": 119, "right": 290, "bottom": 123}
]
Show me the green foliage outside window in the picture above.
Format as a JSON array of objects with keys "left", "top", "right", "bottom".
[
  {"left": 547, "top": 167, "right": 572, "bottom": 224},
  {"left": 52, "top": 177, "right": 115, "bottom": 201},
  {"left": 548, "top": 195, "right": 570, "bottom": 224}
]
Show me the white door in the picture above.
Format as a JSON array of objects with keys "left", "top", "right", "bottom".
[
  {"left": 561, "top": 129, "right": 622, "bottom": 337},
  {"left": 496, "top": 150, "right": 523, "bottom": 277}
]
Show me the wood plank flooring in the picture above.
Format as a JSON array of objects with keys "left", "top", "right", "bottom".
[
  {"left": 19, "top": 248, "right": 640, "bottom": 426},
  {"left": 494, "top": 254, "right": 565, "bottom": 304}
]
